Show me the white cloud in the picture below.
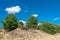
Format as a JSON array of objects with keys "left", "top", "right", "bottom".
[
  {"left": 19, "top": 20, "right": 26, "bottom": 27},
  {"left": 53, "top": 17, "right": 60, "bottom": 21},
  {"left": 19, "top": 20, "right": 26, "bottom": 24},
  {"left": 5, "top": 6, "right": 21, "bottom": 14},
  {"left": 32, "top": 14, "right": 38, "bottom": 17},
  {"left": 38, "top": 23, "right": 42, "bottom": 26}
]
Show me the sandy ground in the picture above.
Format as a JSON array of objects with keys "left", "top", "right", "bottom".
[{"left": 0, "top": 28, "right": 60, "bottom": 40}]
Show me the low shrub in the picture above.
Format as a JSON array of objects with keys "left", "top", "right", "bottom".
[
  {"left": 18, "top": 22, "right": 23, "bottom": 28},
  {"left": 38, "top": 22, "right": 60, "bottom": 35}
]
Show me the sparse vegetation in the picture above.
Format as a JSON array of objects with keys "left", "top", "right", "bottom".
[{"left": 1, "top": 13, "right": 60, "bottom": 35}]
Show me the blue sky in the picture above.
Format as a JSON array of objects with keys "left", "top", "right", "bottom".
[{"left": 0, "top": 0, "right": 60, "bottom": 27}]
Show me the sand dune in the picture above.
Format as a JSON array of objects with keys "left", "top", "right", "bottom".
[{"left": 0, "top": 28, "right": 60, "bottom": 40}]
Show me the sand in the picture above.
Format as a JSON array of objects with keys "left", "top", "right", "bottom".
[{"left": 0, "top": 28, "right": 60, "bottom": 40}]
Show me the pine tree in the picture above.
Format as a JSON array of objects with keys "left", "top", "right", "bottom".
[
  {"left": 3, "top": 14, "right": 18, "bottom": 31},
  {"left": 26, "top": 16, "right": 38, "bottom": 29}
]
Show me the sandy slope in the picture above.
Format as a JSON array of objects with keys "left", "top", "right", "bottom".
[{"left": 0, "top": 28, "right": 60, "bottom": 40}]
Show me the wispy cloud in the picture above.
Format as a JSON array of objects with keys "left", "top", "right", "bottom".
[
  {"left": 53, "top": 17, "right": 60, "bottom": 21},
  {"left": 5, "top": 6, "right": 21, "bottom": 14},
  {"left": 32, "top": 14, "right": 38, "bottom": 17}
]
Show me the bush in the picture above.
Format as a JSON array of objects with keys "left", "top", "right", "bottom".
[
  {"left": 3, "top": 14, "right": 18, "bottom": 31},
  {"left": 18, "top": 22, "right": 23, "bottom": 28},
  {"left": 26, "top": 16, "right": 38, "bottom": 29},
  {"left": 38, "top": 22, "right": 60, "bottom": 35}
]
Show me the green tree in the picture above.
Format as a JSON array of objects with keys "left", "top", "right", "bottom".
[
  {"left": 18, "top": 22, "right": 23, "bottom": 28},
  {"left": 3, "top": 14, "right": 18, "bottom": 31},
  {"left": 26, "top": 16, "right": 38, "bottom": 29},
  {"left": 38, "top": 21, "right": 60, "bottom": 35}
]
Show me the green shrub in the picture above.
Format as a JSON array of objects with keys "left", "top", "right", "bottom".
[
  {"left": 38, "top": 22, "right": 60, "bottom": 35},
  {"left": 18, "top": 22, "right": 23, "bottom": 28},
  {"left": 26, "top": 16, "right": 38, "bottom": 29},
  {"left": 3, "top": 14, "right": 18, "bottom": 31}
]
